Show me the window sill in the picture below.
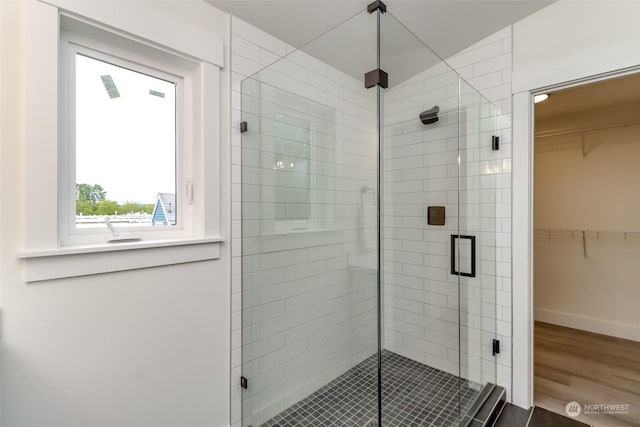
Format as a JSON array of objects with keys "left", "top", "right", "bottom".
[{"left": 19, "top": 237, "right": 224, "bottom": 282}]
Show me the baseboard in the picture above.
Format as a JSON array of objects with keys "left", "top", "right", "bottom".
[{"left": 534, "top": 308, "right": 640, "bottom": 342}]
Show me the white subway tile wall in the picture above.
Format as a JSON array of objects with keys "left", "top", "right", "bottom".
[
  {"left": 230, "top": 16, "right": 514, "bottom": 425},
  {"left": 231, "top": 17, "right": 379, "bottom": 427},
  {"left": 383, "top": 61, "right": 460, "bottom": 378},
  {"left": 381, "top": 55, "right": 501, "bottom": 393}
]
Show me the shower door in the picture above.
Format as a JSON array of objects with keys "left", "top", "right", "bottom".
[
  {"left": 457, "top": 80, "right": 500, "bottom": 423},
  {"left": 379, "top": 11, "right": 499, "bottom": 427}
]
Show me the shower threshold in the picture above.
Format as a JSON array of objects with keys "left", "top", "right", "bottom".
[{"left": 261, "top": 350, "right": 489, "bottom": 427}]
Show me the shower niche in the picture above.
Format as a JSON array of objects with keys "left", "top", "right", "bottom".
[{"left": 240, "top": 2, "right": 501, "bottom": 426}]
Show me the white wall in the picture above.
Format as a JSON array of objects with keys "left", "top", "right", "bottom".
[
  {"left": 0, "top": 1, "right": 232, "bottom": 426},
  {"left": 511, "top": 0, "right": 640, "bottom": 409},
  {"left": 512, "top": 0, "right": 640, "bottom": 93},
  {"left": 534, "top": 108, "right": 640, "bottom": 341},
  {"left": 0, "top": 1, "right": 12, "bottom": 422}
]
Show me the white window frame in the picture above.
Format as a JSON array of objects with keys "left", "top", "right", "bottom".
[
  {"left": 20, "top": 3, "right": 224, "bottom": 282},
  {"left": 60, "top": 33, "right": 193, "bottom": 246}
]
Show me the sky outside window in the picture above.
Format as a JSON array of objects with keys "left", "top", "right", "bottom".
[{"left": 75, "top": 54, "right": 176, "bottom": 209}]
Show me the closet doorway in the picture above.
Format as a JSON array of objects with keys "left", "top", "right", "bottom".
[{"left": 533, "top": 73, "right": 640, "bottom": 427}]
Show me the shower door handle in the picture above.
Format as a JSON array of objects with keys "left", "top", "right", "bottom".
[{"left": 450, "top": 235, "right": 476, "bottom": 277}]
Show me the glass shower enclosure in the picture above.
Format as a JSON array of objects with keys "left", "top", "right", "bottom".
[{"left": 240, "top": 3, "right": 499, "bottom": 426}]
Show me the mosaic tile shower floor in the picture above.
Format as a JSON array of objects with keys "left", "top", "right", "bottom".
[{"left": 261, "top": 350, "right": 481, "bottom": 427}]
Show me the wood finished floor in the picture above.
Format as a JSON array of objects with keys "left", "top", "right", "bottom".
[{"left": 534, "top": 321, "right": 640, "bottom": 427}]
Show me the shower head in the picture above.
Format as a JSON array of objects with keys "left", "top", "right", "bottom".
[{"left": 420, "top": 106, "right": 439, "bottom": 125}]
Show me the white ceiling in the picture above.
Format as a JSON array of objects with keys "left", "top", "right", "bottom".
[{"left": 208, "top": 0, "right": 554, "bottom": 60}]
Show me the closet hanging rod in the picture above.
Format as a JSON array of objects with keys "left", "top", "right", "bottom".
[
  {"left": 534, "top": 228, "right": 640, "bottom": 239},
  {"left": 535, "top": 119, "right": 640, "bottom": 140}
]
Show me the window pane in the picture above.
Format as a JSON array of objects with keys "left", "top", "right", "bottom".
[{"left": 75, "top": 53, "right": 176, "bottom": 228}]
